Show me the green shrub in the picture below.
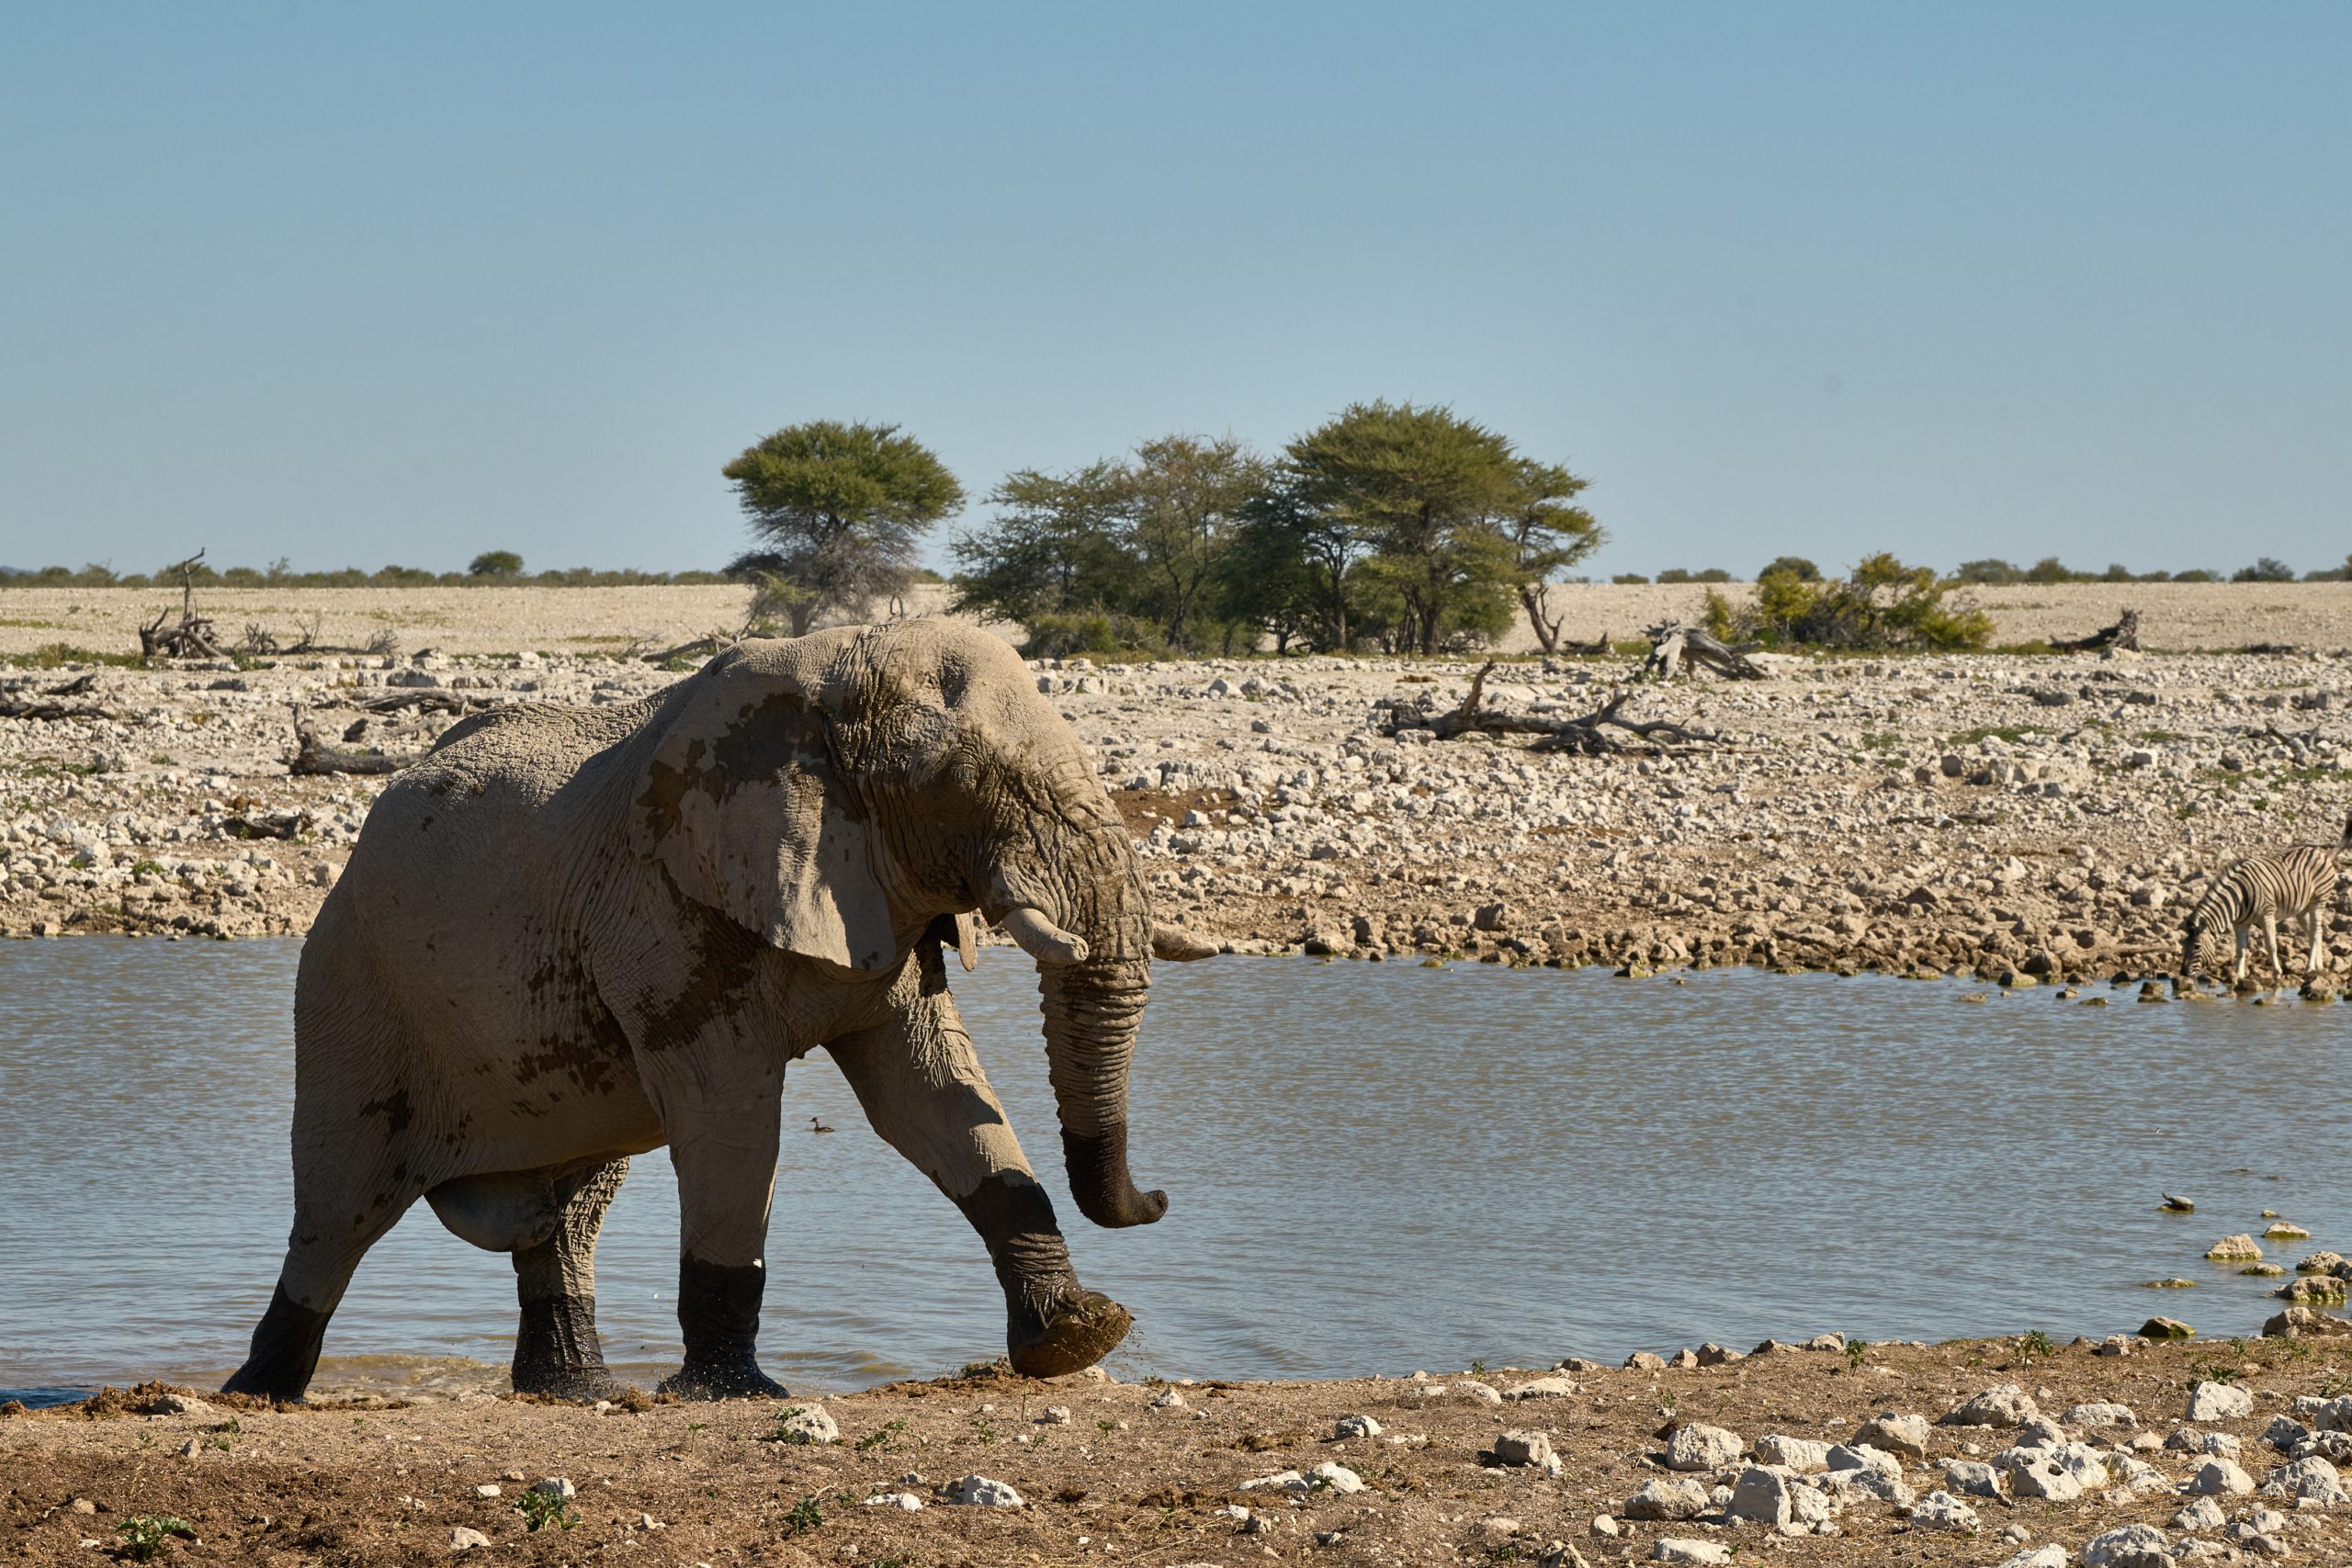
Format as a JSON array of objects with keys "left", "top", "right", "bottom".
[
  {"left": 1017, "top": 611, "right": 1169, "bottom": 661},
  {"left": 1610, "top": 572, "right": 1650, "bottom": 585},
  {"left": 1758, "top": 556, "right": 1819, "bottom": 581},
  {"left": 1718, "top": 552, "right": 1991, "bottom": 652},
  {"left": 2233, "top": 558, "right": 2297, "bottom": 582},
  {"left": 1657, "top": 567, "right": 1731, "bottom": 584},
  {"left": 469, "top": 550, "right": 525, "bottom": 577}
]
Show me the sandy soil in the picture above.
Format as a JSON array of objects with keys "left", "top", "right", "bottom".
[{"left": 8, "top": 1332, "right": 2351, "bottom": 1567}]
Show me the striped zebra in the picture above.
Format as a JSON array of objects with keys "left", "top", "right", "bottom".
[{"left": 2179, "top": 814, "right": 2352, "bottom": 985}]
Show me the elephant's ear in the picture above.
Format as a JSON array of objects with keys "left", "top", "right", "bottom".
[{"left": 631, "top": 671, "right": 900, "bottom": 973}]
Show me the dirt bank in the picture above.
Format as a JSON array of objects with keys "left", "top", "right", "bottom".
[
  {"left": 8, "top": 1331, "right": 2351, "bottom": 1566},
  {"left": 4, "top": 586, "right": 2350, "bottom": 984}
]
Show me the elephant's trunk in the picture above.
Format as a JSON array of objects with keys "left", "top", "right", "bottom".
[{"left": 1036, "top": 956, "right": 1166, "bottom": 1228}]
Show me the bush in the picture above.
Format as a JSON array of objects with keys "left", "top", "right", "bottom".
[
  {"left": 1758, "top": 556, "right": 1819, "bottom": 581},
  {"left": 1953, "top": 558, "right": 2021, "bottom": 585},
  {"left": 2233, "top": 558, "right": 2296, "bottom": 583},
  {"left": 2024, "top": 556, "right": 2080, "bottom": 584},
  {"left": 1657, "top": 567, "right": 1731, "bottom": 583},
  {"left": 2172, "top": 569, "right": 2219, "bottom": 582},
  {"left": 1610, "top": 572, "right": 1650, "bottom": 585},
  {"left": 1715, "top": 552, "right": 1991, "bottom": 651},
  {"left": 1017, "top": 611, "right": 1169, "bottom": 661},
  {"left": 469, "top": 550, "right": 525, "bottom": 576}
]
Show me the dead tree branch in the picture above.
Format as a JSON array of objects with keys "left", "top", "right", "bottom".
[
  {"left": 2052, "top": 606, "right": 2140, "bottom": 654},
  {"left": 1378, "top": 663, "right": 1725, "bottom": 756},
  {"left": 1642, "top": 622, "right": 1766, "bottom": 681},
  {"left": 290, "top": 715, "right": 410, "bottom": 776},
  {"left": 137, "top": 550, "right": 228, "bottom": 660}
]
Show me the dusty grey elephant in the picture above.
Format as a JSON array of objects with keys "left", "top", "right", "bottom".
[{"left": 223, "top": 620, "right": 1214, "bottom": 1402}]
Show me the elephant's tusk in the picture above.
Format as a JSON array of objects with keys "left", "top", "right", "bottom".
[
  {"left": 1003, "top": 906, "right": 1090, "bottom": 965},
  {"left": 1150, "top": 923, "right": 1219, "bottom": 962}
]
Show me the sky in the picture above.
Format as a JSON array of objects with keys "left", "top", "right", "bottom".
[{"left": 2, "top": 2, "right": 2346, "bottom": 581}]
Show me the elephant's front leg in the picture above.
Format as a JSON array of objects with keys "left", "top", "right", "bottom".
[
  {"left": 654, "top": 1088, "right": 790, "bottom": 1399},
  {"left": 831, "top": 983, "right": 1135, "bottom": 1378},
  {"left": 510, "top": 1157, "right": 633, "bottom": 1401}
]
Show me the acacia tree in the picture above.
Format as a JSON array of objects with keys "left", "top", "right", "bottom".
[
  {"left": 1127, "top": 434, "right": 1269, "bottom": 648},
  {"left": 722, "top": 421, "right": 964, "bottom": 636},
  {"left": 947, "top": 461, "right": 1133, "bottom": 626},
  {"left": 1503, "top": 459, "right": 1602, "bottom": 652},
  {"left": 1286, "top": 402, "right": 1524, "bottom": 655}
]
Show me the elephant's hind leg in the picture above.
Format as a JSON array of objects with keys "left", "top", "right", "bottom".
[
  {"left": 509, "top": 1158, "right": 633, "bottom": 1400},
  {"left": 224, "top": 1156, "right": 423, "bottom": 1401},
  {"left": 830, "top": 983, "right": 1134, "bottom": 1379}
]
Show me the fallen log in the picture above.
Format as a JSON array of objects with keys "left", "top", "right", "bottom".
[
  {"left": 642, "top": 635, "right": 722, "bottom": 665},
  {"left": 2052, "top": 607, "right": 2140, "bottom": 654},
  {"left": 1379, "top": 660, "right": 1725, "bottom": 756},
  {"left": 1642, "top": 622, "right": 1766, "bottom": 681},
  {"left": 221, "top": 811, "right": 311, "bottom": 840},
  {"left": 359, "top": 687, "right": 495, "bottom": 716},
  {"left": 0, "top": 700, "right": 116, "bottom": 721},
  {"left": 290, "top": 720, "right": 410, "bottom": 776}
]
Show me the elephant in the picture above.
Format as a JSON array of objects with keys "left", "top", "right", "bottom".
[{"left": 223, "top": 620, "right": 1215, "bottom": 1403}]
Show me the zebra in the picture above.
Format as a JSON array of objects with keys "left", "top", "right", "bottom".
[{"left": 2178, "top": 812, "right": 2352, "bottom": 986}]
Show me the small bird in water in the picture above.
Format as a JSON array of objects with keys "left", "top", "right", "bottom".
[
  {"left": 2161, "top": 1193, "right": 2195, "bottom": 1213},
  {"left": 808, "top": 1116, "right": 834, "bottom": 1134}
]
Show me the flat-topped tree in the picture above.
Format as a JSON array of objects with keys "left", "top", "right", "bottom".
[{"left": 724, "top": 421, "right": 965, "bottom": 637}]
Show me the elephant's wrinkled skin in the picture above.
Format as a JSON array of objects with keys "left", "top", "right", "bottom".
[{"left": 224, "top": 621, "right": 1209, "bottom": 1402}]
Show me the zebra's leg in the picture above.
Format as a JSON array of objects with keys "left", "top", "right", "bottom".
[
  {"left": 2307, "top": 907, "right": 2325, "bottom": 976},
  {"left": 2263, "top": 914, "right": 2284, "bottom": 986},
  {"left": 2232, "top": 927, "right": 2249, "bottom": 985}
]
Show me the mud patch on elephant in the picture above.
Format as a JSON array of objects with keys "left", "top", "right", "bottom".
[{"left": 356, "top": 1086, "right": 414, "bottom": 1136}]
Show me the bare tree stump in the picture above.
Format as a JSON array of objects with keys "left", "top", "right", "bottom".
[{"left": 1642, "top": 622, "right": 1766, "bottom": 681}]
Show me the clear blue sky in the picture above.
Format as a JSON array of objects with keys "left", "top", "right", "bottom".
[{"left": 3, "top": 3, "right": 2346, "bottom": 579}]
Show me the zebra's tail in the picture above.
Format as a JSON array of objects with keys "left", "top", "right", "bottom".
[{"left": 2340, "top": 808, "right": 2351, "bottom": 849}]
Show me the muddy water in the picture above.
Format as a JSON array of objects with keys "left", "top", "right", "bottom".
[{"left": 4, "top": 940, "right": 2346, "bottom": 1403}]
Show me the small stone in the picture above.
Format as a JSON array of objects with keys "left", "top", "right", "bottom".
[
  {"left": 862, "top": 1492, "right": 924, "bottom": 1510},
  {"left": 2173, "top": 1495, "right": 2227, "bottom": 1530},
  {"left": 1492, "top": 1430, "right": 1564, "bottom": 1479},
  {"left": 2207, "top": 1234, "right": 2264, "bottom": 1261},
  {"left": 1307, "top": 1461, "right": 1364, "bottom": 1495},
  {"left": 1148, "top": 1387, "right": 1186, "bottom": 1409},
  {"left": 1997, "top": 1550, "right": 2070, "bottom": 1568},
  {"left": 148, "top": 1393, "right": 218, "bottom": 1417},
  {"left": 1648, "top": 1540, "right": 1731, "bottom": 1565},
  {"left": 1664, "top": 1422, "right": 1743, "bottom": 1472},
  {"left": 449, "top": 1527, "right": 492, "bottom": 1551},
  {"left": 1331, "top": 1414, "right": 1382, "bottom": 1439},
  {"left": 529, "top": 1476, "right": 575, "bottom": 1501},
  {"left": 1754, "top": 1434, "right": 1832, "bottom": 1472},
  {"left": 2083, "top": 1522, "right": 2174, "bottom": 1568},
  {"left": 1505, "top": 1375, "right": 1579, "bottom": 1400},
  {"left": 68, "top": 1500, "right": 96, "bottom": 1516},
  {"left": 2186, "top": 1457, "right": 2255, "bottom": 1495},
  {"left": 944, "top": 1474, "right": 1024, "bottom": 1507},
  {"left": 1037, "top": 1405, "right": 1071, "bottom": 1425},
  {"left": 2264, "top": 1222, "right": 2311, "bottom": 1240},
  {"left": 1941, "top": 1384, "right": 2041, "bottom": 1426},
  {"left": 1854, "top": 1413, "right": 1931, "bottom": 1461},
  {"left": 2261, "top": 1454, "right": 2346, "bottom": 1506},
  {"left": 1623, "top": 1477, "right": 1711, "bottom": 1521},
  {"left": 471, "top": 1483, "right": 500, "bottom": 1498},
  {"left": 2141, "top": 1315, "right": 2197, "bottom": 1339},
  {"left": 775, "top": 1404, "right": 838, "bottom": 1444},
  {"left": 2063, "top": 1402, "right": 2139, "bottom": 1430},
  {"left": 2187, "top": 1382, "right": 2254, "bottom": 1423},
  {"left": 1624, "top": 1350, "right": 1667, "bottom": 1371},
  {"left": 1908, "top": 1489, "right": 1980, "bottom": 1532},
  {"left": 1590, "top": 1514, "right": 1622, "bottom": 1538},
  {"left": 1940, "top": 1460, "right": 2004, "bottom": 1497}
]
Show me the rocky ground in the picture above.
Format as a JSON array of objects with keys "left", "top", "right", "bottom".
[
  {"left": 5, "top": 587, "right": 2351, "bottom": 984},
  {"left": 8, "top": 1331, "right": 2352, "bottom": 1566}
]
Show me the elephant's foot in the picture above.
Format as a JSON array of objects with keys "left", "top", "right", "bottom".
[
  {"left": 511, "top": 1293, "right": 636, "bottom": 1403},
  {"left": 1007, "top": 1287, "right": 1133, "bottom": 1379},
  {"left": 655, "top": 1357, "right": 789, "bottom": 1401},
  {"left": 221, "top": 1283, "right": 331, "bottom": 1404},
  {"left": 661, "top": 1256, "right": 783, "bottom": 1400}
]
